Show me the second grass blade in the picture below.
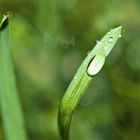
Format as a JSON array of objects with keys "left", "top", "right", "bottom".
[{"left": 58, "top": 26, "right": 122, "bottom": 140}]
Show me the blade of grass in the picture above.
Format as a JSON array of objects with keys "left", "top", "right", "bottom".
[
  {"left": 0, "top": 13, "right": 28, "bottom": 140},
  {"left": 58, "top": 26, "right": 122, "bottom": 140}
]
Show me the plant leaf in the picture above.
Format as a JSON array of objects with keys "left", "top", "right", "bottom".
[
  {"left": 58, "top": 26, "right": 122, "bottom": 140},
  {"left": 0, "top": 13, "right": 28, "bottom": 140}
]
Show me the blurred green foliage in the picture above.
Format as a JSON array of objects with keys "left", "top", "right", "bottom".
[{"left": 0, "top": 0, "right": 140, "bottom": 140}]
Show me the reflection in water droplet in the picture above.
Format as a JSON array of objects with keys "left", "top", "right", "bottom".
[{"left": 108, "top": 37, "right": 113, "bottom": 43}]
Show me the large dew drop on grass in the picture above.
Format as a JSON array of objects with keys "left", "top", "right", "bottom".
[{"left": 87, "top": 54, "right": 105, "bottom": 76}]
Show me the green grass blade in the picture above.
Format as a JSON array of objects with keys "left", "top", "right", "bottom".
[
  {"left": 58, "top": 26, "right": 122, "bottom": 140},
  {"left": 0, "top": 13, "right": 28, "bottom": 140}
]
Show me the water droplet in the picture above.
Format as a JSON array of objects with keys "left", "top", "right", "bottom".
[
  {"left": 84, "top": 62, "right": 87, "bottom": 65},
  {"left": 74, "top": 76, "right": 77, "bottom": 79},
  {"left": 119, "top": 34, "right": 122, "bottom": 38},
  {"left": 108, "top": 37, "right": 113, "bottom": 43},
  {"left": 96, "top": 40, "right": 101, "bottom": 45},
  {"left": 87, "top": 54, "right": 105, "bottom": 76}
]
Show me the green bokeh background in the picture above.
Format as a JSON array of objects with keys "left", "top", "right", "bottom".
[{"left": 0, "top": 0, "right": 140, "bottom": 140}]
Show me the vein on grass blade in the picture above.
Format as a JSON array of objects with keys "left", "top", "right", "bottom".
[{"left": 58, "top": 26, "right": 122, "bottom": 140}]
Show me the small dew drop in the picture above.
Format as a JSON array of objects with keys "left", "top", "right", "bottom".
[
  {"left": 108, "top": 37, "right": 113, "bottom": 43},
  {"left": 119, "top": 34, "right": 122, "bottom": 38},
  {"left": 96, "top": 40, "right": 101, "bottom": 45},
  {"left": 84, "top": 62, "right": 87, "bottom": 65},
  {"left": 74, "top": 76, "right": 77, "bottom": 79}
]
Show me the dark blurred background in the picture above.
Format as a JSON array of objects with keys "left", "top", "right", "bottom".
[{"left": 0, "top": 0, "right": 140, "bottom": 140}]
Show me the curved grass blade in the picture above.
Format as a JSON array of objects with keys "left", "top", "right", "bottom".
[
  {"left": 58, "top": 26, "right": 122, "bottom": 140},
  {"left": 0, "top": 13, "right": 28, "bottom": 140}
]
